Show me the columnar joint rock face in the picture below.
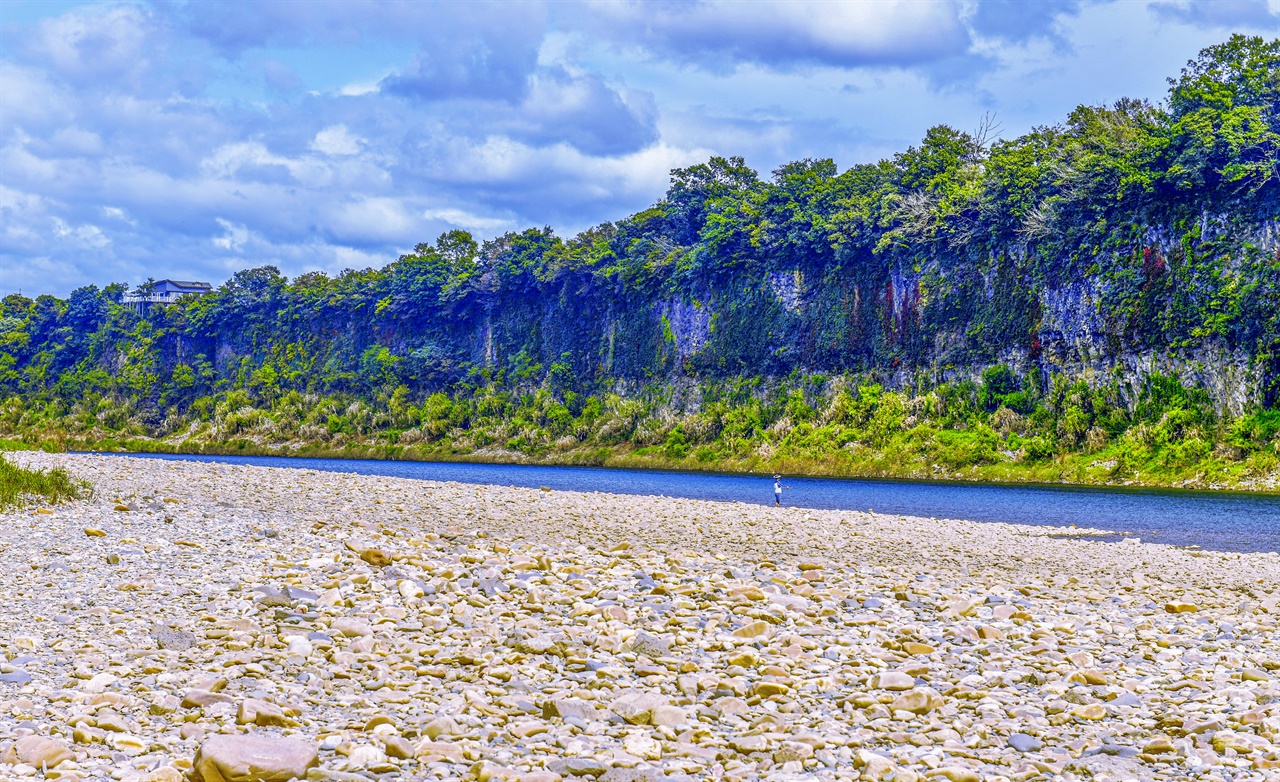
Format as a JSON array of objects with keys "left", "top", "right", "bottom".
[{"left": 1, "top": 452, "right": 1279, "bottom": 781}]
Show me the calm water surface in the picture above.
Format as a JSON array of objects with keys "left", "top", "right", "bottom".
[{"left": 98, "top": 453, "right": 1280, "bottom": 554}]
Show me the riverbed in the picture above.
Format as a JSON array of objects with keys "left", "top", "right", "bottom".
[
  {"left": 95, "top": 452, "right": 1280, "bottom": 554},
  {"left": 1, "top": 451, "right": 1278, "bottom": 780}
]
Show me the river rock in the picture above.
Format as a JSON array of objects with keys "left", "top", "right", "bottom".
[
  {"left": 630, "top": 631, "right": 671, "bottom": 658},
  {"left": 190, "top": 734, "right": 319, "bottom": 782},
  {"left": 611, "top": 692, "right": 669, "bottom": 725},
  {"left": 874, "top": 671, "right": 916, "bottom": 691},
  {"left": 2, "top": 736, "right": 73, "bottom": 768},
  {"left": 1008, "top": 733, "right": 1041, "bottom": 752}
]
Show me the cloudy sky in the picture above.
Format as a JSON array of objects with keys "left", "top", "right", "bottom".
[{"left": 2, "top": 0, "right": 1279, "bottom": 296}]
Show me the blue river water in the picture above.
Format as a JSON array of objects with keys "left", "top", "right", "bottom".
[{"left": 97, "top": 452, "right": 1280, "bottom": 554}]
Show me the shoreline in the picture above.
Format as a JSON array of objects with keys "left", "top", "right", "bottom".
[
  {"left": 1, "top": 452, "right": 1278, "bottom": 780},
  {"left": 82, "top": 446, "right": 1280, "bottom": 502},
  {"left": 21, "top": 434, "right": 1280, "bottom": 496}
]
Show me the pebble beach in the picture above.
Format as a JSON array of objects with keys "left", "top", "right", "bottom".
[{"left": 1, "top": 452, "right": 1278, "bottom": 782}]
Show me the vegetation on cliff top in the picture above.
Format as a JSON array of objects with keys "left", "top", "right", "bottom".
[{"left": 1, "top": 36, "right": 1278, "bottom": 489}]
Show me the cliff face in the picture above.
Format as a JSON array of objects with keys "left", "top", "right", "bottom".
[{"left": 475, "top": 214, "right": 1275, "bottom": 415}]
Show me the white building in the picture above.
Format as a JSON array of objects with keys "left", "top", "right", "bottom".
[{"left": 123, "top": 279, "right": 212, "bottom": 313}]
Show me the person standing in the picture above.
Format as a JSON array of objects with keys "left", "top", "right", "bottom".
[{"left": 773, "top": 475, "right": 790, "bottom": 506}]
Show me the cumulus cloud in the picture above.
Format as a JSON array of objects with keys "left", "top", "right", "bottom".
[
  {"left": 312, "top": 125, "right": 364, "bottom": 156},
  {"left": 1151, "top": 0, "right": 1280, "bottom": 28},
  {"left": 374, "top": 3, "right": 547, "bottom": 102},
  {"left": 967, "top": 0, "right": 1085, "bottom": 44},
  {"left": 1, "top": 0, "right": 1270, "bottom": 296},
  {"left": 0, "top": 186, "right": 54, "bottom": 257},
  {"left": 506, "top": 67, "right": 659, "bottom": 156},
  {"left": 52, "top": 217, "right": 110, "bottom": 249},
  {"left": 212, "top": 219, "right": 250, "bottom": 252},
  {"left": 422, "top": 208, "right": 515, "bottom": 234},
  {"left": 168, "top": 0, "right": 373, "bottom": 54},
  {"left": 323, "top": 197, "right": 421, "bottom": 246},
  {"left": 24, "top": 3, "right": 156, "bottom": 85},
  {"left": 585, "top": 0, "right": 971, "bottom": 70}
]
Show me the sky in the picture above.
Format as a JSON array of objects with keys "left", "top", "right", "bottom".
[{"left": 1, "top": 0, "right": 1279, "bottom": 297}]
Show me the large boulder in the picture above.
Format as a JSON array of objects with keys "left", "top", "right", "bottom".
[
  {"left": 2, "top": 736, "right": 74, "bottom": 769},
  {"left": 189, "top": 735, "right": 319, "bottom": 782}
]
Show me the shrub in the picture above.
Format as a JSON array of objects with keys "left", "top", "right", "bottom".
[
  {"left": 991, "top": 406, "right": 1026, "bottom": 436},
  {"left": 0, "top": 455, "right": 87, "bottom": 508},
  {"left": 663, "top": 426, "right": 688, "bottom": 459},
  {"left": 1227, "top": 409, "right": 1280, "bottom": 451},
  {"left": 1162, "top": 437, "right": 1211, "bottom": 469},
  {"left": 933, "top": 426, "right": 1000, "bottom": 469},
  {"left": 1021, "top": 436, "right": 1057, "bottom": 461},
  {"left": 1085, "top": 426, "right": 1109, "bottom": 451}
]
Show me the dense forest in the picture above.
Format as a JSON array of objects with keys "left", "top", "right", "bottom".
[{"left": 3, "top": 36, "right": 1279, "bottom": 489}]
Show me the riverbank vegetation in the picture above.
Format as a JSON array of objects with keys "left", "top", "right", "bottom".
[
  {"left": 0, "top": 444, "right": 86, "bottom": 508},
  {"left": 1, "top": 37, "right": 1278, "bottom": 491},
  {"left": 3, "top": 368, "right": 1278, "bottom": 490}
]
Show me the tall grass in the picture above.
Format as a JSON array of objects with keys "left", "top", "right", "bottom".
[{"left": 0, "top": 454, "right": 87, "bottom": 509}]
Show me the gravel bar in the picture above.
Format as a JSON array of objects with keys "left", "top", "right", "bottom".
[{"left": 1, "top": 452, "right": 1278, "bottom": 782}]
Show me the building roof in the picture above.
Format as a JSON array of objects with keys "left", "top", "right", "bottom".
[{"left": 154, "top": 279, "right": 213, "bottom": 291}]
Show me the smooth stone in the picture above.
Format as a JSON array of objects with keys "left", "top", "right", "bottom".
[
  {"left": 331, "top": 618, "right": 372, "bottom": 638},
  {"left": 2, "top": 736, "right": 74, "bottom": 769},
  {"left": 237, "top": 698, "right": 293, "bottom": 727},
  {"left": 190, "top": 734, "right": 319, "bottom": 782},
  {"left": 890, "top": 688, "right": 941, "bottom": 715},
  {"left": 183, "top": 689, "right": 234, "bottom": 708},
  {"left": 1070, "top": 704, "right": 1106, "bottom": 720},
  {"left": 875, "top": 671, "right": 915, "bottom": 691},
  {"left": 730, "top": 620, "right": 772, "bottom": 640},
  {"left": 382, "top": 736, "right": 413, "bottom": 760},
  {"left": 413, "top": 740, "right": 465, "bottom": 763},
  {"left": 1008, "top": 733, "right": 1042, "bottom": 752},
  {"left": 547, "top": 757, "right": 608, "bottom": 778},
  {"left": 610, "top": 691, "right": 669, "bottom": 725}
]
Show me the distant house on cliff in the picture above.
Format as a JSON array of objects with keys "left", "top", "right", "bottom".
[{"left": 123, "top": 279, "right": 213, "bottom": 313}]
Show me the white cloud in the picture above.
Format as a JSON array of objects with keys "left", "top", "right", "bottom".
[
  {"left": 212, "top": 218, "right": 250, "bottom": 252},
  {"left": 201, "top": 142, "right": 292, "bottom": 178},
  {"left": 324, "top": 197, "right": 420, "bottom": 245},
  {"left": 339, "top": 77, "right": 387, "bottom": 96},
  {"left": 27, "top": 4, "right": 155, "bottom": 84},
  {"left": 328, "top": 244, "right": 392, "bottom": 271},
  {"left": 0, "top": 186, "right": 53, "bottom": 255},
  {"left": 0, "top": 62, "right": 75, "bottom": 128},
  {"left": 585, "top": 0, "right": 970, "bottom": 69},
  {"left": 312, "top": 125, "right": 364, "bottom": 156},
  {"left": 49, "top": 126, "right": 103, "bottom": 156},
  {"left": 422, "top": 208, "right": 514, "bottom": 233},
  {"left": 102, "top": 206, "right": 134, "bottom": 224},
  {"left": 52, "top": 217, "right": 110, "bottom": 249}
]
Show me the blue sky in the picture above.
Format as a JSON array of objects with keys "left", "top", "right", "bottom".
[{"left": 2, "top": 0, "right": 1278, "bottom": 296}]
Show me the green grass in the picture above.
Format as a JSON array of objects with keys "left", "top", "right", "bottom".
[{"left": 0, "top": 455, "right": 87, "bottom": 509}]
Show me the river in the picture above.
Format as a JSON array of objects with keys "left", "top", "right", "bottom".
[{"left": 96, "top": 452, "right": 1280, "bottom": 554}]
